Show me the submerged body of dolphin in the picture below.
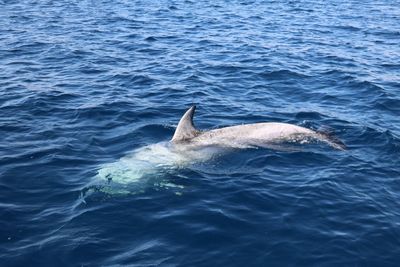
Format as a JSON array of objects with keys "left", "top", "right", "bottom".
[{"left": 96, "top": 106, "right": 345, "bottom": 185}]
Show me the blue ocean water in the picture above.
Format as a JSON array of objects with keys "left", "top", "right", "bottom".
[{"left": 1, "top": 0, "right": 400, "bottom": 266}]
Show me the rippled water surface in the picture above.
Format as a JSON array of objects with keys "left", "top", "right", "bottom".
[{"left": 1, "top": 0, "right": 400, "bottom": 266}]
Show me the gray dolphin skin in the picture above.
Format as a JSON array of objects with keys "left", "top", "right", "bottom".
[
  {"left": 171, "top": 105, "right": 345, "bottom": 150},
  {"left": 96, "top": 106, "right": 345, "bottom": 186}
]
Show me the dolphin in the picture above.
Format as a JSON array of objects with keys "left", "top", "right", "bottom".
[
  {"left": 95, "top": 106, "right": 345, "bottom": 186},
  {"left": 171, "top": 106, "right": 345, "bottom": 150}
]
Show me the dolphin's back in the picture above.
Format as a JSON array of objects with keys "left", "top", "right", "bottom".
[
  {"left": 171, "top": 107, "right": 345, "bottom": 150},
  {"left": 190, "top": 122, "right": 316, "bottom": 147}
]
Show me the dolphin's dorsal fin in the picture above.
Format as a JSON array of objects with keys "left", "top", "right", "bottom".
[{"left": 171, "top": 106, "right": 200, "bottom": 142}]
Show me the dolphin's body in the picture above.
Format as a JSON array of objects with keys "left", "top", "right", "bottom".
[
  {"left": 171, "top": 106, "right": 344, "bottom": 150},
  {"left": 96, "top": 106, "right": 344, "bottom": 185}
]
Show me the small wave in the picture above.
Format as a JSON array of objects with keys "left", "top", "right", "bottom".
[
  {"left": 144, "top": 36, "right": 157, "bottom": 42},
  {"left": 373, "top": 97, "right": 400, "bottom": 114},
  {"left": 111, "top": 73, "right": 158, "bottom": 86},
  {"left": 332, "top": 25, "right": 362, "bottom": 32},
  {"left": 380, "top": 63, "right": 400, "bottom": 70},
  {"left": 258, "top": 69, "right": 309, "bottom": 80},
  {"left": 346, "top": 80, "right": 386, "bottom": 99},
  {"left": 295, "top": 111, "right": 324, "bottom": 121}
]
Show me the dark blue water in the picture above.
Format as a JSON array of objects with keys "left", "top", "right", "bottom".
[{"left": 1, "top": 0, "right": 400, "bottom": 266}]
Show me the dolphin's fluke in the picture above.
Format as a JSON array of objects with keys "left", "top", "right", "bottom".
[
  {"left": 317, "top": 131, "right": 346, "bottom": 150},
  {"left": 171, "top": 106, "right": 200, "bottom": 142}
]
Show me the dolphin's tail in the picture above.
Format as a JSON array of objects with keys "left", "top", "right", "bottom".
[{"left": 317, "top": 131, "right": 346, "bottom": 150}]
